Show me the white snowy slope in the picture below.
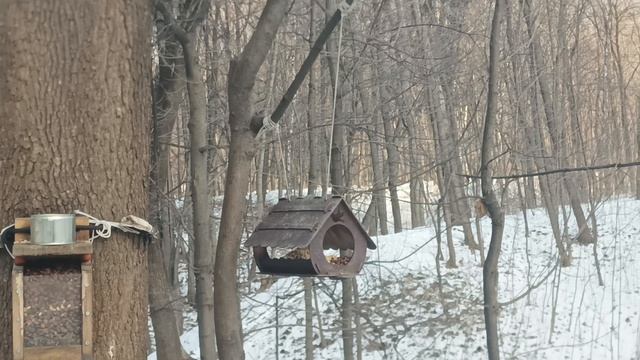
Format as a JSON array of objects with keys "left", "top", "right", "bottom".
[{"left": 150, "top": 196, "right": 640, "bottom": 360}]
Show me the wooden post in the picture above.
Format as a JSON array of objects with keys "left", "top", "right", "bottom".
[
  {"left": 13, "top": 265, "right": 24, "bottom": 360},
  {"left": 81, "top": 262, "right": 93, "bottom": 359}
]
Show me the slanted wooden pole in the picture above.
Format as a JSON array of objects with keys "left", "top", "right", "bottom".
[{"left": 251, "top": 0, "right": 354, "bottom": 133}]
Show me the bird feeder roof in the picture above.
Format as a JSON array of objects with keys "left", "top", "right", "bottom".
[{"left": 245, "top": 196, "right": 376, "bottom": 250}]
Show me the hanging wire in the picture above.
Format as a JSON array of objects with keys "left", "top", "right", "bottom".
[
  {"left": 275, "top": 121, "right": 290, "bottom": 197},
  {"left": 326, "top": 18, "right": 344, "bottom": 194}
]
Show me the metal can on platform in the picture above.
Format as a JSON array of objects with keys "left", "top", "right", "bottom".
[{"left": 30, "top": 214, "right": 76, "bottom": 245}]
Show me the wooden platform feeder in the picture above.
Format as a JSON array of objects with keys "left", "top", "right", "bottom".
[
  {"left": 11, "top": 215, "right": 93, "bottom": 360},
  {"left": 245, "top": 196, "right": 376, "bottom": 278}
]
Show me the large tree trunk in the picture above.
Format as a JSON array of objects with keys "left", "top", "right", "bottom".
[
  {"left": 214, "top": 2, "right": 291, "bottom": 359},
  {"left": 0, "top": 0, "right": 151, "bottom": 357}
]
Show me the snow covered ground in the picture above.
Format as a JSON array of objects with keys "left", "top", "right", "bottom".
[{"left": 150, "top": 195, "right": 640, "bottom": 360}]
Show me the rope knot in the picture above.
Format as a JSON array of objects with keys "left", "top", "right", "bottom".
[
  {"left": 256, "top": 116, "right": 280, "bottom": 142},
  {"left": 338, "top": 0, "right": 357, "bottom": 16}
]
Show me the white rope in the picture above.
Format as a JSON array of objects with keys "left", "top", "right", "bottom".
[
  {"left": 338, "top": 0, "right": 357, "bottom": 16},
  {"left": 74, "top": 210, "right": 156, "bottom": 241},
  {"left": 256, "top": 116, "right": 279, "bottom": 141},
  {"left": 257, "top": 115, "right": 290, "bottom": 198},
  {"left": 327, "top": 18, "right": 344, "bottom": 194},
  {"left": 75, "top": 210, "right": 131, "bottom": 242},
  {"left": 275, "top": 119, "right": 290, "bottom": 197}
]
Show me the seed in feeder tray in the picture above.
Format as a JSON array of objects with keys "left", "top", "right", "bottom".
[
  {"left": 327, "top": 255, "right": 352, "bottom": 265},
  {"left": 283, "top": 247, "right": 311, "bottom": 260}
]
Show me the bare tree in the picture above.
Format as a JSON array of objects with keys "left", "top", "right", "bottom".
[
  {"left": 214, "top": 2, "right": 292, "bottom": 359},
  {"left": 522, "top": 0, "right": 594, "bottom": 245},
  {"left": 157, "top": 0, "right": 217, "bottom": 358},
  {"left": 481, "top": 1, "right": 505, "bottom": 359}
]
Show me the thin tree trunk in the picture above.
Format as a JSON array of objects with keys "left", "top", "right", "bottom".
[
  {"left": 636, "top": 95, "right": 640, "bottom": 199},
  {"left": 380, "top": 84, "right": 403, "bottom": 233},
  {"left": 308, "top": 2, "right": 322, "bottom": 196},
  {"left": 214, "top": 2, "right": 291, "bottom": 359},
  {"left": 149, "top": 241, "right": 188, "bottom": 360},
  {"left": 341, "top": 275, "right": 355, "bottom": 360},
  {"left": 522, "top": 0, "right": 594, "bottom": 244},
  {"left": 325, "top": 2, "right": 353, "bottom": 358},
  {"left": 369, "top": 124, "right": 389, "bottom": 235},
  {"left": 481, "top": 2, "right": 505, "bottom": 359},
  {"left": 404, "top": 112, "right": 426, "bottom": 228},
  {"left": 442, "top": 196, "right": 457, "bottom": 268},
  {"left": 505, "top": 1, "right": 570, "bottom": 265},
  {"left": 312, "top": 283, "right": 328, "bottom": 348},
  {"left": 354, "top": 65, "right": 388, "bottom": 234},
  {"left": 353, "top": 278, "right": 363, "bottom": 360},
  {"left": 184, "top": 37, "right": 218, "bottom": 360},
  {"left": 428, "top": 87, "right": 459, "bottom": 266},
  {"left": 150, "top": 39, "right": 188, "bottom": 358},
  {"left": 304, "top": 278, "right": 314, "bottom": 360},
  {"left": 157, "top": 2, "right": 217, "bottom": 357},
  {"left": 362, "top": 201, "right": 378, "bottom": 236}
]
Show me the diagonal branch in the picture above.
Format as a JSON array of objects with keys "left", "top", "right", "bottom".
[{"left": 459, "top": 161, "right": 640, "bottom": 180}]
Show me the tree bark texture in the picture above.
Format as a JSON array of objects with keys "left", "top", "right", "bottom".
[
  {"left": 0, "top": 0, "right": 151, "bottom": 358},
  {"left": 214, "top": 2, "right": 291, "bottom": 359}
]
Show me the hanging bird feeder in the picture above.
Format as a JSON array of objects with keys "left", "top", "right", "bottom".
[{"left": 246, "top": 196, "right": 375, "bottom": 278}]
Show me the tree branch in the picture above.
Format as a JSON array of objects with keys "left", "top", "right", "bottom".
[
  {"left": 459, "top": 161, "right": 640, "bottom": 180},
  {"left": 231, "top": 0, "right": 293, "bottom": 92}
]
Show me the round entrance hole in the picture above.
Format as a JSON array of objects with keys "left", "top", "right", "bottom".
[{"left": 322, "top": 224, "right": 355, "bottom": 266}]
